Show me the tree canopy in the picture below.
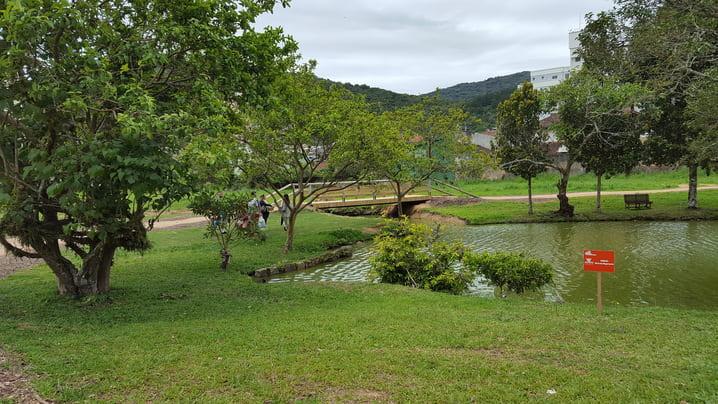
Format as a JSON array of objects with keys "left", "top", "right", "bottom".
[
  {"left": 580, "top": 0, "right": 718, "bottom": 208},
  {"left": 0, "top": 0, "right": 297, "bottom": 295},
  {"left": 544, "top": 71, "right": 649, "bottom": 213},
  {"left": 236, "top": 68, "right": 382, "bottom": 251}
]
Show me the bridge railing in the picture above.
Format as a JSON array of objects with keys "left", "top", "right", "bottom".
[
  {"left": 277, "top": 178, "right": 476, "bottom": 206},
  {"left": 288, "top": 180, "right": 435, "bottom": 203}
]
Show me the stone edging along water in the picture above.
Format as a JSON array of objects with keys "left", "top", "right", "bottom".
[{"left": 250, "top": 245, "right": 353, "bottom": 281}]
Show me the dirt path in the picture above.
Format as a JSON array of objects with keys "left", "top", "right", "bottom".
[{"left": 149, "top": 214, "right": 207, "bottom": 230}]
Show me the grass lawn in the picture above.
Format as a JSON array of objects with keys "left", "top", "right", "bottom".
[
  {"left": 435, "top": 167, "right": 717, "bottom": 197},
  {"left": 428, "top": 189, "right": 718, "bottom": 225},
  {"left": 1, "top": 210, "right": 716, "bottom": 403}
]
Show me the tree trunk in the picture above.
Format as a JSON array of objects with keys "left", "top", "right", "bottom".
[
  {"left": 219, "top": 249, "right": 231, "bottom": 271},
  {"left": 284, "top": 212, "right": 297, "bottom": 252},
  {"left": 554, "top": 167, "right": 574, "bottom": 217},
  {"left": 396, "top": 194, "right": 404, "bottom": 217},
  {"left": 79, "top": 242, "right": 116, "bottom": 294},
  {"left": 34, "top": 238, "right": 117, "bottom": 296},
  {"left": 393, "top": 181, "right": 404, "bottom": 217},
  {"left": 687, "top": 163, "right": 698, "bottom": 209},
  {"left": 94, "top": 244, "right": 115, "bottom": 294},
  {"left": 527, "top": 177, "right": 534, "bottom": 215},
  {"left": 49, "top": 255, "right": 83, "bottom": 296},
  {"left": 595, "top": 174, "right": 602, "bottom": 214}
]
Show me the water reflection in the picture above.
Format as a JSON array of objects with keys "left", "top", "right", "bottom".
[{"left": 267, "top": 221, "right": 718, "bottom": 310}]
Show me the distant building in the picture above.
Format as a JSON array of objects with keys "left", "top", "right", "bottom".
[
  {"left": 528, "top": 30, "right": 583, "bottom": 90},
  {"left": 473, "top": 30, "right": 581, "bottom": 160},
  {"left": 470, "top": 130, "right": 495, "bottom": 152}
]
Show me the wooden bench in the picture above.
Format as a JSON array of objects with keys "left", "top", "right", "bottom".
[{"left": 624, "top": 194, "right": 652, "bottom": 209}]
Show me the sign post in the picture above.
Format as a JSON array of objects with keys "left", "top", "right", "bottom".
[{"left": 583, "top": 250, "right": 615, "bottom": 315}]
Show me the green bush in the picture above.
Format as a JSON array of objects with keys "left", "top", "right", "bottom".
[
  {"left": 189, "top": 189, "right": 264, "bottom": 270},
  {"left": 463, "top": 251, "right": 553, "bottom": 295},
  {"left": 370, "top": 218, "right": 472, "bottom": 294}
]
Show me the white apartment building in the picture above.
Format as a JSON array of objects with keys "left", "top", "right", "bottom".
[{"left": 529, "top": 30, "right": 583, "bottom": 90}]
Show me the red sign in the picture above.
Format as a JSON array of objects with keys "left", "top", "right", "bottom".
[{"left": 584, "top": 250, "right": 615, "bottom": 272}]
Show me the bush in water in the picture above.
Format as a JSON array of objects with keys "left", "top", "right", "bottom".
[
  {"left": 463, "top": 251, "right": 553, "bottom": 295},
  {"left": 369, "top": 218, "right": 472, "bottom": 294}
]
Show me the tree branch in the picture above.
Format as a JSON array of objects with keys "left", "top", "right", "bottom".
[{"left": 0, "top": 237, "right": 41, "bottom": 259}]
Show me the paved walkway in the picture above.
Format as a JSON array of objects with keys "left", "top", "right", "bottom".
[{"left": 149, "top": 214, "right": 206, "bottom": 230}]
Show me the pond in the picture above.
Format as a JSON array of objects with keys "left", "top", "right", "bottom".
[{"left": 267, "top": 221, "right": 718, "bottom": 311}]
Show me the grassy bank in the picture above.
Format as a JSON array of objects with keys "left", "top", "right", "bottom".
[
  {"left": 436, "top": 167, "right": 716, "bottom": 197},
  {"left": 1, "top": 211, "right": 716, "bottom": 403},
  {"left": 428, "top": 189, "right": 718, "bottom": 225}
]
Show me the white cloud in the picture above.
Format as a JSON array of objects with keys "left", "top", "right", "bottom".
[{"left": 255, "top": 0, "right": 614, "bottom": 94}]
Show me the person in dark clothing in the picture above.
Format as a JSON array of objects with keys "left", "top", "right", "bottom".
[{"left": 259, "top": 194, "right": 272, "bottom": 223}]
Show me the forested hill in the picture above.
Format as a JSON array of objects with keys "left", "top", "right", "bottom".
[
  {"left": 326, "top": 71, "right": 531, "bottom": 130},
  {"left": 423, "top": 71, "right": 530, "bottom": 101},
  {"left": 338, "top": 82, "right": 420, "bottom": 111}
]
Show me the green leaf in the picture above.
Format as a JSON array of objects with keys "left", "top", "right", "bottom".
[
  {"left": 88, "top": 165, "right": 105, "bottom": 178},
  {"left": 46, "top": 182, "right": 64, "bottom": 197}
]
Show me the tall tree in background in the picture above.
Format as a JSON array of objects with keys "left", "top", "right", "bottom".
[
  {"left": 237, "top": 68, "right": 381, "bottom": 252},
  {"left": 686, "top": 66, "right": 718, "bottom": 169},
  {"left": 544, "top": 71, "right": 649, "bottom": 213},
  {"left": 0, "top": 0, "right": 296, "bottom": 295},
  {"left": 374, "top": 96, "right": 487, "bottom": 217},
  {"left": 493, "top": 82, "right": 547, "bottom": 215},
  {"left": 580, "top": 0, "right": 717, "bottom": 208}
]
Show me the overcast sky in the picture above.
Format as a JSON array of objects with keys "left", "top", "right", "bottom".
[{"left": 254, "top": 0, "right": 615, "bottom": 95}]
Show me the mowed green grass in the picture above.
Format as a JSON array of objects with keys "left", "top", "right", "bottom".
[
  {"left": 436, "top": 166, "right": 716, "bottom": 197},
  {"left": 1, "top": 210, "right": 716, "bottom": 403},
  {"left": 429, "top": 188, "right": 718, "bottom": 225}
]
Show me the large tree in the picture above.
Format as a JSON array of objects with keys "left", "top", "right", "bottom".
[
  {"left": 686, "top": 66, "right": 718, "bottom": 169},
  {"left": 544, "top": 71, "right": 649, "bottom": 215},
  {"left": 0, "top": 0, "right": 296, "bottom": 295},
  {"left": 580, "top": 0, "right": 718, "bottom": 208},
  {"left": 549, "top": 71, "right": 648, "bottom": 213},
  {"left": 493, "top": 82, "right": 548, "bottom": 215},
  {"left": 237, "top": 68, "right": 381, "bottom": 252}
]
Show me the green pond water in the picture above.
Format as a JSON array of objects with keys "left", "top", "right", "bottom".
[{"left": 268, "top": 221, "right": 718, "bottom": 310}]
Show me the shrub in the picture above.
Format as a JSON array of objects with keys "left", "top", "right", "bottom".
[
  {"left": 369, "top": 218, "right": 472, "bottom": 294},
  {"left": 189, "top": 189, "right": 265, "bottom": 270},
  {"left": 463, "top": 251, "right": 553, "bottom": 295}
]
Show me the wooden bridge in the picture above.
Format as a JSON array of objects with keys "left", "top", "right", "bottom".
[{"left": 279, "top": 179, "right": 477, "bottom": 209}]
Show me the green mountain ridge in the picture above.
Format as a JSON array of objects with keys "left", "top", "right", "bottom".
[
  {"left": 421, "top": 71, "right": 530, "bottom": 101},
  {"left": 328, "top": 71, "right": 530, "bottom": 131}
]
